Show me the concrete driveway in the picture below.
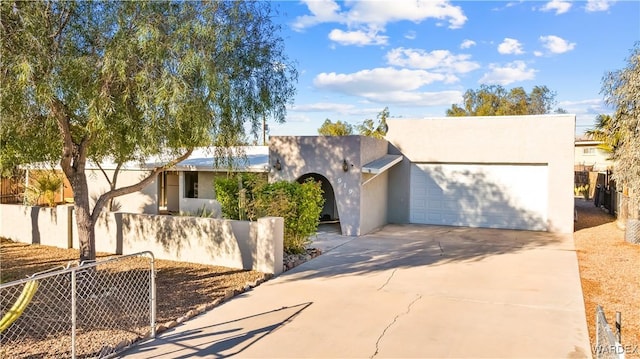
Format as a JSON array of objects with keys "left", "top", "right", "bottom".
[{"left": 122, "top": 224, "right": 591, "bottom": 358}]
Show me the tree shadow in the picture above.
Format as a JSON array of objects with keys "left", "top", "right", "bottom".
[
  {"left": 404, "top": 163, "right": 549, "bottom": 231},
  {"left": 282, "top": 163, "right": 564, "bottom": 280},
  {"left": 573, "top": 197, "right": 615, "bottom": 231},
  {"left": 126, "top": 302, "right": 312, "bottom": 358},
  {"left": 286, "top": 224, "right": 564, "bottom": 280}
]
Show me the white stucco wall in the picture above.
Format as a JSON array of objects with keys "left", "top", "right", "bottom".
[
  {"left": 270, "top": 136, "right": 362, "bottom": 236},
  {"left": 85, "top": 168, "right": 158, "bottom": 214},
  {"left": 386, "top": 114, "right": 575, "bottom": 234},
  {"left": 359, "top": 136, "right": 390, "bottom": 234},
  {"left": 269, "top": 135, "right": 394, "bottom": 236},
  {"left": 0, "top": 204, "right": 74, "bottom": 248}
]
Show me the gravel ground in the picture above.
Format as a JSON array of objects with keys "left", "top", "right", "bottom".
[
  {"left": 0, "top": 238, "right": 270, "bottom": 358},
  {"left": 573, "top": 198, "right": 640, "bottom": 357}
]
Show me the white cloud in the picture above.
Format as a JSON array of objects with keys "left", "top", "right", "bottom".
[
  {"left": 385, "top": 48, "right": 480, "bottom": 74},
  {"left": 363, "top": 90, "right": 463, "bottom": 107},
  {"left": 328, "top": 28, "right": 388, "bottom": 46},
  {"left": 292, "top": 0, "right": 468, "bottom": 39},
  {"left": 404, "top": 30, "right": 417, "bottom": 40},
  {"left": 291, "top": 0, "right": 344, "bottom": 31},
  {"left": 479, "top": 61, "right": 536, "bottom": 85},
  {"left": 460, "top": 39, "right": 476, "bottom": 49},
  {"left": 498, "top": 38, "right": 524, "bottom": 55},
  {"left": 289, "top": 102, "right": 358, "bottom": 114},
  {"left": 540, "top": 0, "right": 572, "bottom": 14},
  {"left": 312, "top": 67, "right": 463, "bottom": 106},
  {"left": 557, "top": 99, "right": 605, "bottom": 114},
  {"left": 533, "top": 51, "right": 544, "bottom": 57},
  {"left": 586, "top": 0, "right": 615, "bottom": 12},
  {"left": 314, "top": 67, "right": 448, "bottom": 93},
  {"left": 344, "top": 0, "right": 467, "bottom": 29},
  {"left": 539, "top": 35, "right": 576, "bottom": 54}
]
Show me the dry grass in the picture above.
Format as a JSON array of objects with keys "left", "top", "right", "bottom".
[{"left": 574, "top": 198, "right": 640, "bottom": 357}]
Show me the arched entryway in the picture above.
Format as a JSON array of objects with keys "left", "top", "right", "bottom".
[{"left": 297, "top": 173, "right": 339, "bottom": 224}]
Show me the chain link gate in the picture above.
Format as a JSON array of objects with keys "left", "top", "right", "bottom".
[
  {"left": 595, "top": 305, "right": 624, "bottom": 359},
  {"left": 0, "top": 251, "right": 156, "bottom": 358}
]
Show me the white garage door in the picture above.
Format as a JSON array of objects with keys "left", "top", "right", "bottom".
[{"left": 410, "top": 164, "right": 548, "bottom": 231}]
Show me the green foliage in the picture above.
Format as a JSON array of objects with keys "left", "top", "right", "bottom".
[
  {"left": 358, "top": 107, "right": 389, "bottom": 139},
  {"left": 252, "top": 180, "right": 324, "bottom": 254},
  {"left": 215, "top": 176, "right": 324, "bottom": 254},
  {"left": 318, "top": 119, "right": 354, "bottom": 136},
  {"left": 214, "top": 173, "right": 265, "bottom": 220},
  {"left": 0, "top": 0, "right": 297, "bottom": 260},
  {"left": 446, "top": 85, "right": 558, "bottom": 116},
  {"left": 601, "top": 42, "right": 640, "bottom": 217},
  {"left": 179, "top": 204, "right": 217, "bottom": 218},
  {"left": 586, "top": 114, "right": 621, "bottom": 154},
  {"left": 25, "top": 172, "right": 63, "bottom": 207}
]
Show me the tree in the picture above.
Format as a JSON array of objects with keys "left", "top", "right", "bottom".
[
  {"left": 601, "top": 43, "right": 640, "bottom": 217},
  {"left": 446, "top": 85, "right": 558, "bottom": 116},
  {"left": 358, "top": 107, "right": 389, "bottom": 139},
  {"left": 317, "top": 119, "right": 353, "bottom": 136},
  {"left": 585, "top": 114, "right": 621, "bottom": 154},
  {"left": 0, "top": 1, "right": 297, "bottom": 262}
]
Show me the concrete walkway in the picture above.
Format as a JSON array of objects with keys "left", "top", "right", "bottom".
[{"left": 122, "top": 224, "right": 591, "bottom": 358}]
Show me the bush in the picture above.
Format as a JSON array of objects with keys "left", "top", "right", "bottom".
[
  {"left": 215, "top": 175, "right": 324, "bottom": 254},
  {"left": 214, "top": 173, "right": 265, "bottom": 220},
  {"left": 252, "top": 179, "right": 324, "bottom": 254}
]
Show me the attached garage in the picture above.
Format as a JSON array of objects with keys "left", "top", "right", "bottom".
[
  {"left": 409, "top": 163, "right": 548, "bottom": 231},
  {"left": 386, "top": 115, "right": 576, "bottom": 234}
]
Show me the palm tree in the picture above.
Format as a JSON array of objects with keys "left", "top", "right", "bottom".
[{"left": 585, "top": 114, "right": 622, "bottom": 154}]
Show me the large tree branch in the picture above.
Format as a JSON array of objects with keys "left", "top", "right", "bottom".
[
  {"left": 91, "top": 148, "right": 194, "bottom": 222},
  {"left": 53, "top": 98, "right": 75, "bottom": 178}
]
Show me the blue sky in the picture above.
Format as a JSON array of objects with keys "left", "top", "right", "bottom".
[{"left": 262, "top": 0, "right": 640, "bottom": 138}]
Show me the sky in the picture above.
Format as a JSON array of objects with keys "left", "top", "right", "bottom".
[{"left": 261, "top": 0, "right": 640, "bottom": 139}]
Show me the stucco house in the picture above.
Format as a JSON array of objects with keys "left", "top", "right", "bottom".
[
  {"left": 26, "top": 114, "right": 575, "bottom": 236},
  {"left": 271, "top": 114, "right": 575, "bottom": 236},
  {"left": 23, "top": 146, "right": 269, "bottom": 216}
]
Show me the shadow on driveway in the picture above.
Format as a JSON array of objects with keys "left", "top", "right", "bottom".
[{"left": 291, "top": 224, "right": 566, "bottom": 280}]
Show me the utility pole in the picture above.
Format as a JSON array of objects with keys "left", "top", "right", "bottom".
[{"left": 262, "top": 114, "right": 268, "bottom": 145}]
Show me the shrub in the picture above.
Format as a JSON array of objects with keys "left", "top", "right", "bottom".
[
  {"left": 214, "top": 173, "right": 265, "bottom": 220},
  {"left": 252, "top": 179, "right": 324, "bottom": 254},
  {"left": 215, "top": 175, "right": 324, "bottom": 254}
]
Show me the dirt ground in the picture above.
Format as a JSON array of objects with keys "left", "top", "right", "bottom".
[
  {"left": 0, "top": 239, "right": 269, "bottom": 324},
  {"left": 1, "top": 239, "right": 269, "bottom": 358},
  {"left": 574, "top": 198, "right": 640, "bottom": 357}
]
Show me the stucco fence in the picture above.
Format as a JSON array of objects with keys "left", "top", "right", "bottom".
[{"left": 0, "top": 204, "right": 283, "bottom": 274}]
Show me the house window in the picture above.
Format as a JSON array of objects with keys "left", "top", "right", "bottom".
[
  {"left": 184, "top": 172, "right": 198, "bottom": 198},
  {"left": 583, "top": 148, "right": 596, "bottom": 155}
]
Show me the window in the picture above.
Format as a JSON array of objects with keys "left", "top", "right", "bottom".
[
  {"left": 184, "top": 172, "right": 198, "bottom": 198},
  {"left": 583, "top": 148, "right": 596, "bottom": 155}
]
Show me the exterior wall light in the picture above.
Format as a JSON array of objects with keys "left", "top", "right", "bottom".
[
  {"left": 274, "top": 159, "right": 282, "bottom": 171},
  {"left": 342, "top": 159, "right": 349, "bottom": 172}
]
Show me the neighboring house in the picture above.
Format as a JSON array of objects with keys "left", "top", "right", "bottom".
[
  {"left": 574, "top": 137, "right": 613, "bottom": 172},
  {"left": 271, "top": 114, "right": 575, "bottom": 235}
]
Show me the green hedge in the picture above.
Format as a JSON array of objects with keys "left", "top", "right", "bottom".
[{"left": 214, "top": 176, "right": 324, "bottom": 254}]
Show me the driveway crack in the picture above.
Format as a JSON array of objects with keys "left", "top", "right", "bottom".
[
  {"left": 377, "top": 268, "right": 397, "bottom": 291},
  {"left": 370, "top": 294, "right": 422, "bottom": 359}
]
